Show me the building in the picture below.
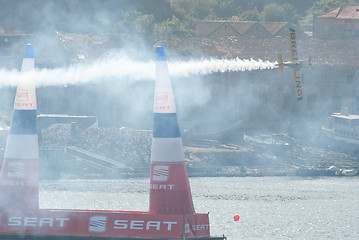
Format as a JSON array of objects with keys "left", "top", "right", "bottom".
[
  {"left": 178, "top": 18, "right": 359, "bottom": 134},
  {"left": 314, "top": 6, "right": 359, "bottom": 39},
  {"left": 194, "top": 20, "right": 289, "bottom": 39}
]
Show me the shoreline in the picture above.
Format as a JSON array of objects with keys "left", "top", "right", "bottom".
[{"left": 50, "top": 166, "right": 358, "bottom": 180}]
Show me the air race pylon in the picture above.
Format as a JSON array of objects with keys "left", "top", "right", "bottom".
[
  {"left": 149, "top": 46, "right": 195, "bottom": 215},
  {"left": 0, "top": 44, "right": 216, "bottom": 240},
  {"left": 0, "top": 44, "right": 39, "bottom": 214}
]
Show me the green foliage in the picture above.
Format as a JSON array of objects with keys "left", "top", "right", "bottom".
[
  {"left": 168, "top": 0, "right": 188, "bottom": 20},
  {"left": 109, "top": 11, "right": 155, "bottom": 47},
  {"left": 261, "top": 3, "right": 287, "bottom": 22},
  {"left": 259, "top": 3, "right": 298, "bottom": 23},
  {"left": 168, "top": 0, "right": 217, "bottom": 20},
  {"left": 239, "top": 7, "right": 261, "bottom": 21},
  {"left": 304, "top": 0, "right": 352, "bottom": 26},
  {"left": 212, "top": 0, "right": 241, "bottom": 20},
  {"left": 4, "top": 0, "right": 357, "bottom": 53},
  {"left": 228, "top": 16, "right": 240, "bottom": 21},
  {"left": 283, "top": 3, "right": 299, "bottom": 24},
  {"left": 106, "top": 0, "right": 337, "bottom": 52},
  {"left": 112, "top": 11, "right": 155, "bottom": 36},
  {"left": 153, "top": 16, "right": 194, "bottom": 48},
  {"left": 309, "top": 0, "right": 349, "bottom": 15}
]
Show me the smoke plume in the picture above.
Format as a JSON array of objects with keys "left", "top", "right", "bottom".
[{"left": 0, "top": 56, "right": 277, "bottom": 87}]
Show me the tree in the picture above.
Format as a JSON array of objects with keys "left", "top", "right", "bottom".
[
  {"left": 169, "top": 0, "right": 231, "bottom": 20},
  {"left": 109, "top": 11, "right": 155, "bottom": 48},
  {"left": 283, "top": 3, "right": 299, "bottom": 24},
  {"left": 260, "top": 3, "right": 298, "bottom": 23},
  {"left": 152, "top": 16, "right": 194, "bottom": 48},
  {"left": 213, "top": 0, "right": 241, "bottom": 20},
  {"left": 239, "top": 7, "right": 261, "bottom": 21},
  {"left": 261, "top": 3, "right": 286, "bottom": 22}
]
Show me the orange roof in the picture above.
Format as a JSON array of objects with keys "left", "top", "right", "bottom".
[
  {"left": 194, "top": 21, "right": 224, "bottom": 36},
  {"left": 229, "top": 21, "right": 256, "bottom": 35},
  {"left": 260, "top": 22, "right": 288, "bottom": 35},
  {"left": 318, "top": 6, "right": 359, "bottom": 20},
  {"left": 180, "top": 35, "right": 359, "bottom": 67},
  {"left": 193, "top": 21, "right": 289, "bottom": 37}
]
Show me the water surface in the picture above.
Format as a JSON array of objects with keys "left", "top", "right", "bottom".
[{"left": 39, "top": 177, "right": 359, "bottom": 239}]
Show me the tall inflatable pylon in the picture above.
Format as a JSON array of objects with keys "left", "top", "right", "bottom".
[
  {"left": 149, "top": 46, "right": 195, "bottom": 214},
  {"left": 0, "top": 44, "right": 217, "bottom": 240},
  {"left": 0, "top": 44, "right": 39, "bottom": 214}
]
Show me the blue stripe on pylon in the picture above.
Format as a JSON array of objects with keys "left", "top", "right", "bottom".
[
  {"left": 24, "top": 44, "right": 34, "bottom": 59},
  {"left": 156, "top": 46, "right": 166, "bottom": 62},
  {"left": 10, "top": 110, "right": 37, "bottom": 134},
  {"left": 153, "top": 113, "right": 181, "bottom": 138}
]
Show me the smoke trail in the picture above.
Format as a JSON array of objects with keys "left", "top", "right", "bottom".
[
  {"left": 169, "top": 58, "right": 277, "bottom": 77},
  {"left": 0, "top": 56, "right": 277, "bottom": 87},
  {"left": 0, "top": 56, "right": 154, "bottom": 87}
]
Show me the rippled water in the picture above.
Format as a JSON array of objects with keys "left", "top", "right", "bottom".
[{"left": 39, "top": 177, "right": 359, "bottom": 240}]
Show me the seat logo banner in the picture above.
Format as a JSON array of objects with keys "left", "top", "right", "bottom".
[
  {"left": 155, "top": 92, "right": 168, "bottom": 105},
  {"left": 16, "top": 89, "right": 28, "bottom": 102},
  {"left": 152, "top": 165, "right": 169, "bottom": 181},
  {"left": 89, "top": 216, "right": 107, "bottom": 232},
  {"left": 7, "top": 162, "right": 25, "bottom": 178}
]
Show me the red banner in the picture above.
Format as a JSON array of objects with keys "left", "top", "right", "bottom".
[{"left": 0, "top": 209, "right": 210, "bottom": 239}]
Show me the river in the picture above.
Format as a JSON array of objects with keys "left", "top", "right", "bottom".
[{"left": 39, "top": 176, "right": 359, "bottom": 240}]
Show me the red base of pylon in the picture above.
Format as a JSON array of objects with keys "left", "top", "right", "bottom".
[{"left": 0, "top": 209, "right": 210, "bottom": 239}]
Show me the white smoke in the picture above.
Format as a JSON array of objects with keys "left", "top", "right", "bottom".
[
  {"left": 169, "top": 58, "right": 277, "bottom": 77},
  {"left": 0, "top": 56, "right": 277, "bottom": 87}
]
